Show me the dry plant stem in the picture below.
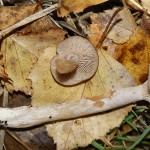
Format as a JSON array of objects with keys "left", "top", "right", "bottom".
[
  {"left": 0, "top": 0, "right": 4, "bottom": 5},
  {"left": 126, "top": 0, "right": 143, "bottom": 10},
  {"left": 0, "top": 82, "right": 150, "bottom": 128},
  {"left": 73, "top": 12, "right": 93, "bottom": 22},
  {"left": 0, "top": 3, "right": 58, "bottom": 38},
  {"left": 126, "top": 0, "right": 150, "bottom": 16},
  {"left": 96, "top": 7, "right": 123, "bottom": 49},
  {"left": 0, "top": 87, "right": 8, "bottom": 150}
]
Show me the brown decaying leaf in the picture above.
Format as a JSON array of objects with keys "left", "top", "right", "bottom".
[
  {"left": 4, "top": 133, "right": 27, "bottom": 150},
  {"left": 0, "top": 4, "right": 37, "bottom": 30},
  {"left": 8, "top": 94, "right": 55, "bottom": 150},
  {"left": 29, "top": 40, "right": 136, "bottom": 149},
  {"left": 57, "top": 0, "right": 108, "bottom": 17},
  {"left": 118, "top": 15, "right": 150, "bottom": 84}
]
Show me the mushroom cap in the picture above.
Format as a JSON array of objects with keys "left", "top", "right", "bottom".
[{"left": 50, "top": 36, "right": 99, "bottom": 86}]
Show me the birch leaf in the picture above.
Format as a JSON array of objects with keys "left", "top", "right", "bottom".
[
  {"left": 89, "top": 7, "right": 137, "bottom": 45},
  {"left": 1, "top": 29, "right": 65, "bottom": 95},
  {"left": 29, "top": 43, "right": 136, "bottom": 149},
  {"left": 57, "top": 0, "right": 108, "bottom": 17}
]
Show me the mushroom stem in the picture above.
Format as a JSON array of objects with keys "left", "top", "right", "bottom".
[
  {"left": 55, "top": 59, "right": 77, "bottom": 74},
  {"left": 0, "top": 81, "right": 150, "bottom": 128}
]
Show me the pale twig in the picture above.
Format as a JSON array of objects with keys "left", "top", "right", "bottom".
[
  {"left": 74, "top": 13, "right": 90, "bottom": 35},
  {"left": 0, "top": 87, "right": 8, "bottom": 150},
  {"left": 0, "top": 3, "right": 58, "bottom": 39},
  {"left": 48, "top": 15, "right": 63, "bottom": 29},
  {"left": 126, "top": 0, "right": 143, "bottom": 10},
  {"left": 126, "top": 0, "right": 150, "bottom": 16},
  {"left": 0, "top": 80, "right": 150, "bottom": 128},
  {"left": 0, "top": 0, "right": 4, "bottom": 5},
  {"left": 73, "top": 12, "right": 93, "bottom": 22}
]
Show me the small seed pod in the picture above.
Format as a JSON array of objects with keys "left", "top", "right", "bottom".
[{"left": 50, "top": 36, "right": 99, "bottom": 86}]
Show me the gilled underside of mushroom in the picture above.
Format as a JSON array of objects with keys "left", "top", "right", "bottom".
[{"left": 50, "top": 36, "right": 99, "bottom": 85}]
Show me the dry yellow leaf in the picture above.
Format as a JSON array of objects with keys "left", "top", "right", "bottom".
[
  {"left": 57, "top": 0, "right": 108, "bottom": 17},
  {"left": 1, "top": 29, "right": 65, "bottom": 95},
  {"left": 118, "top": 26, "right": 150, "bottom": 84},
  {"left": 29, "top": 41, "right": 136, "bottom": 149}
]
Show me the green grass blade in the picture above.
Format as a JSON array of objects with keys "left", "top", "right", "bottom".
[
  {"left": 126, "top": 124, "right": 150, "bottom": 150},
  {"left": 91, "top": 141, "right": 105, "bottom": 150}
]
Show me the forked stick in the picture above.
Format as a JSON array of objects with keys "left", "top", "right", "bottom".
[
  {"left": 0, "top": 66, "right": 150, "bottom": 128},
  {"left": 0, "top": 3, "right": 58, "bottom": 39}
]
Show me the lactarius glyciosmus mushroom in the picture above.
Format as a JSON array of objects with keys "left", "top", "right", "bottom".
[{"left": 50, "top": 36, "right": 99, "bottom": 85}]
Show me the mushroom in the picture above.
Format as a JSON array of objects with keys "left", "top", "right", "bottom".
[{"left": 50, "top": 36, "right": 99, "bottom": 85}]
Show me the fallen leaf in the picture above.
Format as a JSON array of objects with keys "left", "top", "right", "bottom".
[
  {"left": 57, "top": 0, "right": 108, "bottom": 17},
  {"left": 0, "top": 65, "right": 8, "bottom": 80},
  {"left": 0, "top": 4, "right": 37, "bottom": 30},
  {"left": 1, "top": 28, "right": 65, "bottom": 95},
  {"left": 29, "top": 42, "right": 136, "bottom": 149},
  {"left": 118, "top": 15, "right": 150, "bottom": 84},
  {"left": 8, "top": 94, "right": 55, "bottom": 150},
  {"left": 88, "top": 23, "right": 122, "bottom": 59},
  {"left": 89, "top": 7, "right": 137, "bottom": 44},
  {"left": 4, "top": 132, "right": 27, "bottom": 150},
  {"left": 88, "top": 7, "right": 136, "bottom": 59}
]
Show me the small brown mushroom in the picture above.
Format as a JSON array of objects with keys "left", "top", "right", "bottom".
[{"left": 50, "top": 36, "right": 99, "bottom": 85}]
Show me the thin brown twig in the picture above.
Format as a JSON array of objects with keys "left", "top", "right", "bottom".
[
  {"left": 132, "top": 110, "right": 148, "bottom": 129},
  {"left": 96, "top": 7, "right": 123, "bottom": 49}
]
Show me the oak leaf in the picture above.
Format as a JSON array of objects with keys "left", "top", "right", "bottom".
[
  {"left": 57, "top": 0, "right": 108, "bottom": 17},
  {"left": 29, "top": 44, "right": 136, "bottom": 149}
]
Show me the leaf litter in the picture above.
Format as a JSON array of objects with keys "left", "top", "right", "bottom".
[{"left": 0, "top": 0, "right": 150, "bottom": 150}]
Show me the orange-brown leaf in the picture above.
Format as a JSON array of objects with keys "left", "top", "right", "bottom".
[
  {"left": 118, "top": 26, "right": 150, "bottom": 84},
  {"left": 57, "top": 0, "right": 107, "bottom": 17}
]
